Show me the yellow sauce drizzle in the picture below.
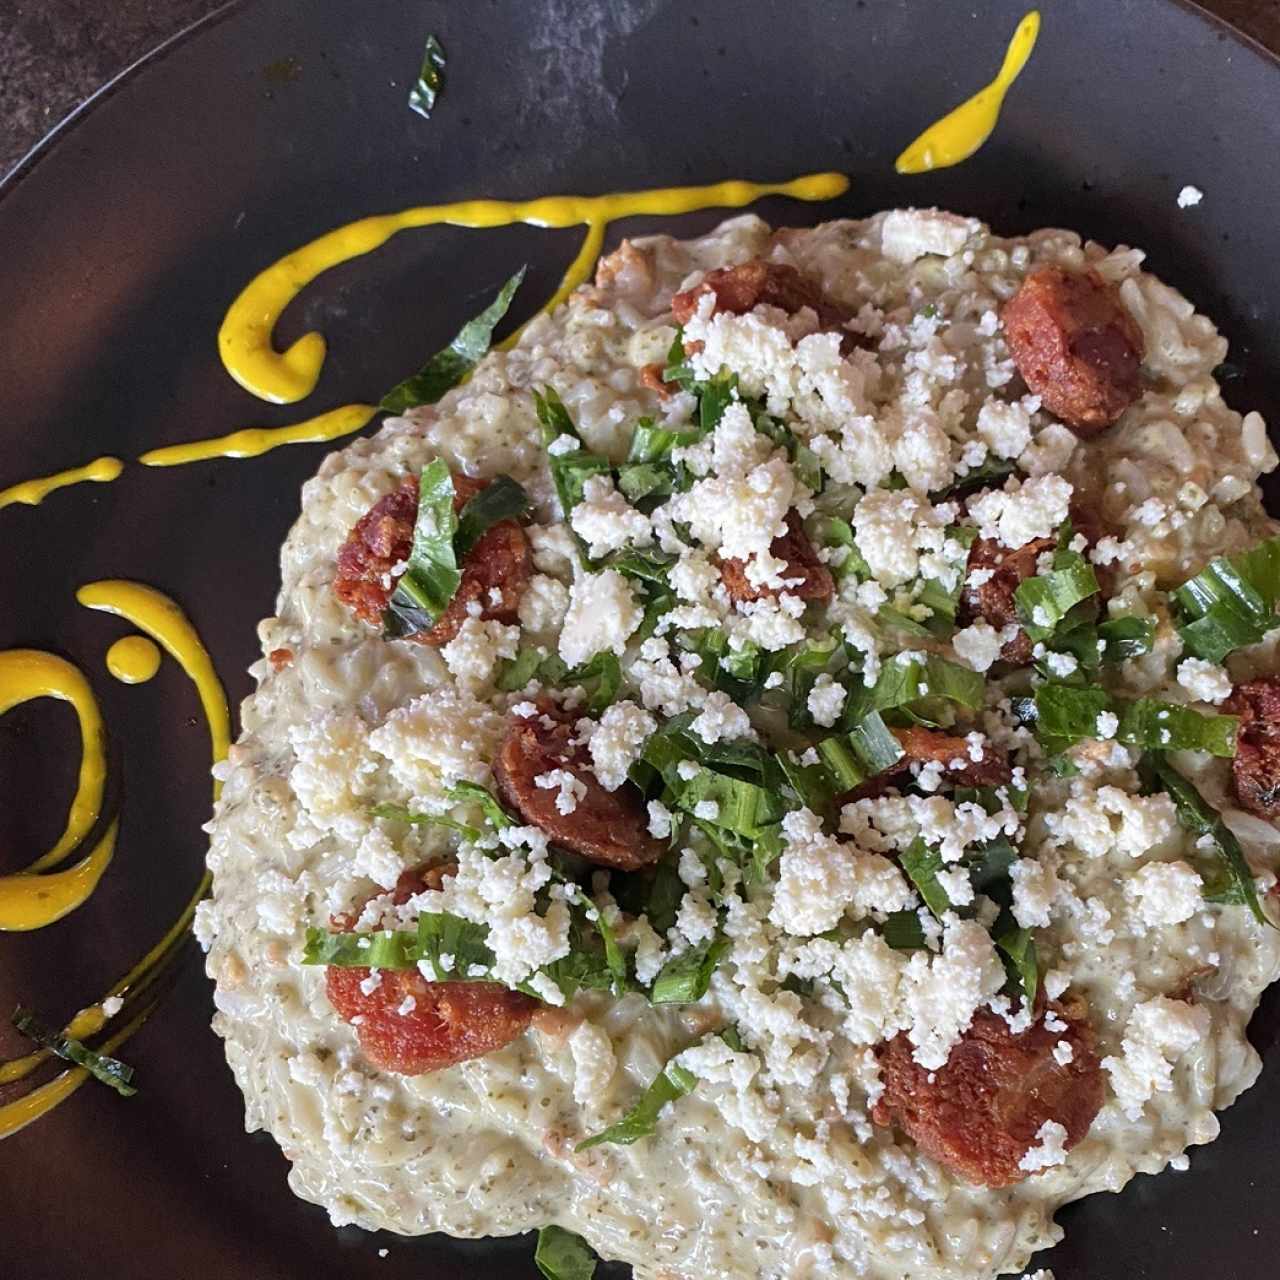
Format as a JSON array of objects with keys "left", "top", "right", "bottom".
[
  {"left": 218, "top": 172, "right": 849, "bottom": 404},
  {"left": 0, "top": 455, "right": 124, "bottom": 511},
  {"left": 0, "top": 582, "right": 230, "bottom": 1136},
  {"left": 106, "top": 635, "right": 162, "bottom": 684},
  {"left": 138, "top": 402, "right": 378, "bottom": 468},
  {"left": 0, "top": 821, "right": 118, "bottom": 931},
  {"left": 77, "top": 580, "right": 231, "bottom": 776},
  {"left": 0, "top": 650, "right": 106, "bottom": 875},
  {"left": 895, "top": 10, "right": 1040, "bottom": 174}
]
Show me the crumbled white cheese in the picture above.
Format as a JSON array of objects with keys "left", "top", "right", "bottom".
[
  {"left": 534, "top": 768, "right": 587, "bottom": 815},
  {"left": 902, "top": 916, "right": 1007, "bottom": 1069},
  {"left": 1177, "top": 184, "right": 1203, "bottom": 208},
  {"left": 1010, "top": 856, "right": 1062, "bottom": 928},
  {"left": 1045, "top": 783, "right": 1179, "bottom": 859},
  {"left": 568, "top": 1021, "right": 617, "bottom": 1108},
  {"left": 1102, "top": 996, "right": 1211, "bottom": 1119},
  {"left": 368, "top": 688, "right": 506, "bottom": 807},
  {"left": 517, "top": 572, "right": 570, "bottom": 633},
  {"left": 952, "top": 620, "right": 1003, "bottom": 673},
  {"left": 770, "top": 808, "right": 914, "bottom": 936},
  {"left": 569, "top": 474, "right": 653, "bottom": 559},
  {"left": 967, "top": 474, "right": 1074, "bottom": 549},
  {"left": 441, "top": 617, "right": 520, "bottom": 690},
  {"left": 1176, "top": 657, "right": 1233, "bottom": 705},
  {"left": 647, "top": 799, "right": 673, "bottom": 839},
  {"left": 1127, "top": 860, "right": 1203, "bottom": 928},
  {"left": 1018, "top": 1119, "right": 1069, "bottom": 1173},
  {"left": 851, "top": 488, "right": 954, "bottom": 588},
  {"left": 559, "top": 569, "right": 642, "bottom": 666},
  {"left": 806, "top": 673, "right": 847, "bottom": 728},
  {"left": 689, "top": 689, "right": 757, "bottom": 744},
  {"left": 585, "top": 699, "right": 656, "bottom": 791},
  {"left": 976, "top": 395, "right": 1037, "bottom": 460}
]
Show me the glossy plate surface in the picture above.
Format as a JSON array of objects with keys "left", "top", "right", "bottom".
[{"left": 0, "top": 1, "right": 1276, "bottom": 1275}]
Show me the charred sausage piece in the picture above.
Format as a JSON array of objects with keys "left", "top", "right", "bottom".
[
  {"left": 324, "top": 863, "right": 535, "bottom": 1074},
  {"left": 719, "top": 512, "right": 835, "bottom": 604},
  {"left": 493, "top": 698, "right": 665, "bottom": 871},
  {"left": 843, "top": 727, "right": 1012, "bottom": 802},
  {"left": 333, "top": 471, "right": 531, "bottom": 647},
  {"left": 1002, "top": 266, "right": 1145, "bottom": 435},
  {"left": 1224, "top": 677, "right": 1280, "bottom": 820},
  {"left": 326, "top": 967, "right": 536, "bottom": 1075},
  {"left": 871, "top": 998, "right": 1105, "bottom": 1188},
  {"left": 960, "top": 534, "right": 1057, "bottom": 665},
  {"left": 639, "top": 362, "right": 673, "bottom": 399},
  {"left": 670, "top": 258, "right": 854, "bottom": 333}
]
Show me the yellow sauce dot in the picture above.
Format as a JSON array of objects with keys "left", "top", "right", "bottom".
[{"left": 106, "top": 635, "right": 162, "bottom": 684}]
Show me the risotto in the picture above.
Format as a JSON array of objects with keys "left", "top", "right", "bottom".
[{"left": 198, "top": 208, "right": 1280, "bottom": 1280}]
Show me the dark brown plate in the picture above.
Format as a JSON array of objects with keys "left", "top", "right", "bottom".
[{"left": 1, "top": 1, "right": 1277, "bottom": 1276}]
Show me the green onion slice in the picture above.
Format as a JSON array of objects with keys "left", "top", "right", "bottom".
[{"left": 11, "top": 1006, "right": 137, "bottom": 1098}]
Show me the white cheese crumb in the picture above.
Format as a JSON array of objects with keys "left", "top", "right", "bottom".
[
  {"left": 1127, "top": 860, "right": 1204, "bottom": 928},
  {"left": 1102, "top": 996, "right": 1211, "bottom": 1120},
  {"left": 568, "top": 1021, "right": 617, "bottom": 1108},
  {"left": 1017, "top": 1119, "right": 1070, "bottom": 1173},
  {"left": 881, "top": 208, "right": 981, "bottom": 264},
  {"left": 534, "top": 768, "right": 587, "bottom": 815},
  {"left": 689, "top": 689, "right": 756, "bottom": 744},
  {"left": 569, "top": 474, "right": 654, "bottom": 559},
  {"left": 1176, "top": 657, "right": 1233, "bottom": 705},
  {"left": 806, "top": 673, "right": 847, "bottom": 728},
  {"left": 559, "top": 570, "right": 642, "bottom": 666},
  {"left": 967, "top": 474, "right": 1073, "bottom": 549},
  {"left": 517, "top": 573, "right": 570, "bottom": 633},
  {"left": 1176, "top": 184, "right": 1203, "bottom": 208},
  {"left": 952, "top": 620, "right": 1003, "bottom": 673},
  {"left": 647, "top": 799, "right": 673, "bottom": 839},
  {"left": 586, "top": 700, "right": 657, "bottom": 790}
]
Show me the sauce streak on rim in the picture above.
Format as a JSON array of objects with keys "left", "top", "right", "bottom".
[{"left": 895, "top": 10, "right": 1040, "bottom": 174}]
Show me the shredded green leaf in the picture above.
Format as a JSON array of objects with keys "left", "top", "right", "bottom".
[
  {"left": 995, "top": 925, "right": 1038, "bottom": 1004},
  {"left": 1173, "top": 535, "right": 1280, "bottom": 662},
  {"left": 576, "top": 1055, "right": 697, "bottom": 1150},
  {"left": 1142, "top": 754, "right": 1272, "bottom": 928},
  {"left": 380, "top": 267, "right": 525, "bottom": 412},
  {"left": 407, "top": 33, "right": 446, "bottom": 119},
  {"left": 302, "top": 926, "right": 421, "bottom": 969},
  {"left": 880, "top": 909, "right": 929, "bottom": 951},
  {"left": 900, "top": 838, "right": 952, "bottom": 918},
  {"left": 1114, "top": 698, "right": 1238, "bottom": 758},
  {"left": 11, "top": 1006, "right": 137, "bottom": 1098},
  {"left": 416, "top": 912, "right": 497, "bottom": 979},
  {"left": 383, "top": 459, "right": 459, "bottom": 637},
  {"left": 651, "top": 936, "right": 728, "bottom": 1004},
  {"left": 1015, "top": 544, "right": 1099, "bottom": 642},
  {"left": 534, "top": 1226, "right": 599, "bottom": 1280}
]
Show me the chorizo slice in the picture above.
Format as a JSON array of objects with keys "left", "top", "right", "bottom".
[
  {"left": 1224, "top": 677, "right": 1280, "bottom": 820},
  {"left": 719, "top": 511, "right": 835, "bottom": 604},
  {"left": 325, "top": 967, "right": 536, "bottom": 1075},
  {"left": 959, "top": 533, "right": 1057, "bottom": 666},
  {"left": 871, "top": 998, "right": 1105, "bottom": 1188},
  {"left": 670, "top": 258, "right": 854, "bottom": 334},
  {"left": 1002, "top": 266, "right": 1145, "bottom": 435},
  {"left": 324, "top": 862, "right": 535, "bottom": 1074},
  {"left": 843, "top": 727, "right": 1012, "bottom": 802},
  {"left": 333, "top": 470, "right": 531, "bottom": 647},
  {"left": 493, "top": 698, "right": 665, "bottom": 871}
]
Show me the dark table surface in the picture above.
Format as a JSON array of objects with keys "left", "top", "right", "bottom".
[{"left": 2, "top": 0, "right": 1279, "bottom": 177}]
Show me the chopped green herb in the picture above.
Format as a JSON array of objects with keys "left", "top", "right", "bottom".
[
  {"left": 407, "top": 33, "right": 446, "bottom": 120},
  {"left": 1142, "top": 754, "right": 1272, "bottom": 928},
  {"left": 302, "top": 926, "right": 420, "bottom": 969},
  {"left": 380, "top": 266, "right": 525, "bottom": 412},
  {"left": 880, "top": 909, "right": 929, "bottom": 951},
  {"left": 1015, "top": 544, "right": 1099, "bottom": 642},
  {"left": 900, "top": 838, "right": 952, "bottom": 918},
  {"left": 383, "top": 459, "right": 460, "bottom": 637},
  {"left": 11, "top": 1006, "right": 137, "bottom": 1098},
  {"left": 576, "top": 1055, "right": 697, "bottom": 1150},
  {"left": 995, "top": 925, "right": 1038, "bottom": 1004},
  {"left": 651, "top": 935, "right": 728, "bottom": 1004},
  {"left": 534, "top": 1226, "right": 599, "bottom": 1280},
  {"left": 1173, "top": 535, "right": 1280, "bottom": 662}
]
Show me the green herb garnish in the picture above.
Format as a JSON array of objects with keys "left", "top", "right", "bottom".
[
  {"left": 381, "top": 266, "right": 526, "bottom": 412},
  {"left": 534, "top": 1226, "right": 599, "bottom": 1280},
  {"left": 1173, "top": 535, "right": 1280, "bottom": 662},
  {"left": 576, "top": 1055, "right": 697, "bottom": 1150},
  {"left": 12, "top": 1005, "right": 137, "bottom": 1098},
  {"left": 407, "top": 33, "right": 446, "bottom": 120}
]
